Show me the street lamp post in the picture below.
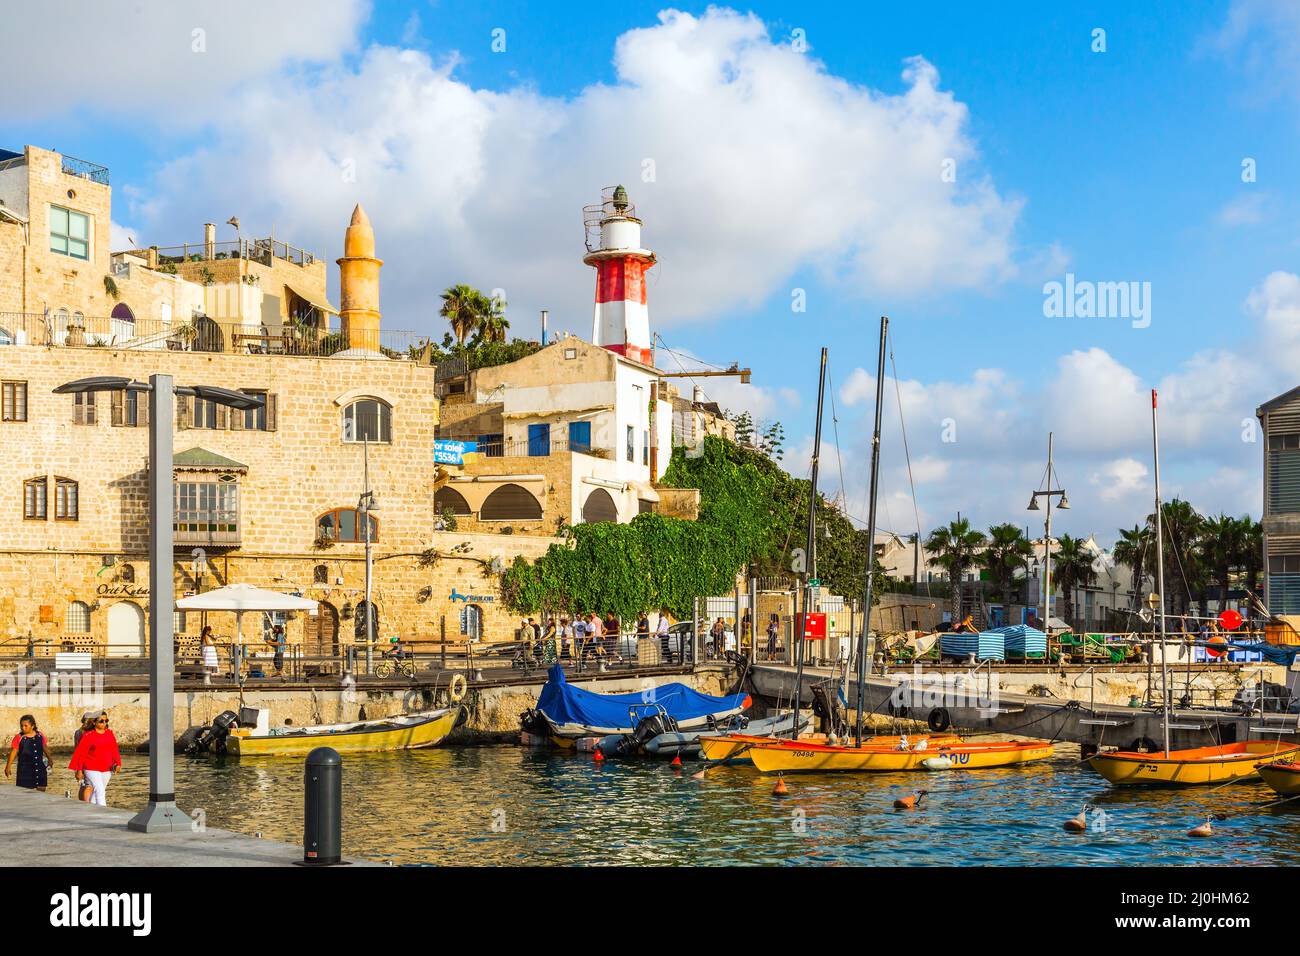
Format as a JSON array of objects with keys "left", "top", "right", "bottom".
[
  {"left": 358, "top": 438, "right": 379, "bottom": 674},
  {"left": 54, "top": 375, "right": 262, "bottom": 833},
  {"left": 1027, "top": 432, "right": 1069, "bottom": 636}
]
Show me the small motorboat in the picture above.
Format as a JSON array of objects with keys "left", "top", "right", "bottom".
[
  {"left": 519, "top": 665, "right": 750, "bottom": 747},
  {"left": 1087, "top": 741, "right": 1300, "bottom": 787},
  {"left": 642, "top": 713, "right": 809, "bottom": 760},
  {"left": 1258, "top": 761, "right": 1300, "bottom": 796},
  {"left": 184, "top": 706, "right": 465, "bottom": 757},
  {"left": 746, "top": 737, "right": 1054, "bottom": 774}
]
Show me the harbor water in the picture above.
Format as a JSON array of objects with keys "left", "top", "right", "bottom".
[{"left": 88, "top": 745, "right": 1300, "bottom": 866}]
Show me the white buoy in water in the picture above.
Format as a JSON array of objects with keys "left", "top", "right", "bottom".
[{"left": 921, "top": 756, "right": 953, "bottom": 771}]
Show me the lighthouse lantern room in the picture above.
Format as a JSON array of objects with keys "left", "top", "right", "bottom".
[{"left": 583, "top": 185, "right": 656, "bottom": 366}]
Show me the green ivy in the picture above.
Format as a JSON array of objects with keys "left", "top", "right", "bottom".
[{"left": 502, "top": 436, "right": 887, "bottom": 617}]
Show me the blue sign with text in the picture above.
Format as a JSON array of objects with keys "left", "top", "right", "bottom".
[{"left": 434, "top": 439, "right": 476, "bottom": 465}]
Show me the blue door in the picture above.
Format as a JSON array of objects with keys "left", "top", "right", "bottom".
[
  {"left": 528, "top": 424, "right": 551, "bottom": 457},
  {"left": 568, "top": 421, "right": 591, "bottom": 453}
]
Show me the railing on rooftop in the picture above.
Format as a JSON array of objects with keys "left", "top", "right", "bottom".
[
  {"left": 0, "top": 311, "right": 430, "bottom": 361},
  {"left": 442, "top": 435, "right": 611, "bottom": 459},
  {"left": 60, "top": 154, "right": 110, "bottom": 186},
  {"left": 130, "top": 237, "right": 319, "bottom": 269}
]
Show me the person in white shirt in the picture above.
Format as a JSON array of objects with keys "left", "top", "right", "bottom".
[{"left": 656, "top": 612, "right": 672, "bottom": 662}]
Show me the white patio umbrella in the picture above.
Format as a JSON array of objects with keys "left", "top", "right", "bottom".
[{"left": 177, "top": 583, "right": 317, "bottom": 647}]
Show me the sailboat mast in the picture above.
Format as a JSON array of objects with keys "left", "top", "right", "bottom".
[
  {"left": 1151, "top": 388, "right": 1171, "bottom": 755},
  {"left": 790, "top": 347, "right": 828, "bottom": 737},
  {"left": 855, "top": 317, "right": 889, "bottom": 747}
]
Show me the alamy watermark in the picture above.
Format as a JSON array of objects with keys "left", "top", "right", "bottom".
[
  {"left": 888, "top": 664, "right": 1002, "bottom": 718},
  {"left": 1043, "top": 273, "right": 1151, "bottom": 329}
]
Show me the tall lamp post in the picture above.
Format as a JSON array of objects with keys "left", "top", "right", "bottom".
[
  {"left": 54, "top": 375, "right": 262, "bottom": 833},
  {"left": 1027, "top": 432, "right": 1069, "bottom": 636},
  {"left": 358, "top": 439, "right": 380, "bottom": 674}
]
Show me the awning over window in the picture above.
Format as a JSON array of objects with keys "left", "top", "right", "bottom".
[
  {"left": 173, "top": 447, "right": 248, "bottom": 472},
  {"left": 285, "top": 284, "right": 338, "bottom": 316}
]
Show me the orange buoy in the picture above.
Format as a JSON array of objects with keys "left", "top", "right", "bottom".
[
  {"left": 893, "top": 789, "right": 927, "bottom": 810},
  {"left": 1063, "top": 809, "right": 1088, "bottom": 832},
  {"left": 1188, "top": 819, "right": 1213, "bottom": 838},
  {"left": 772, "top": 775, "right": 790, "bottom": 796},
  {"left": 671, "top": 754, "right": 682, "bottom": 767},
  {"left": 593, "top": 748, "right": 605, "bottom": 762}
]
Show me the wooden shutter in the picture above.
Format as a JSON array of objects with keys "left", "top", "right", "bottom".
[
  {"left": 229, "top": 401, "right": 244, "bottom": 431},
  {"left": 216, "top": 404, "right": 229, "bottom": 430},
  {"left": 110, "top": 390, "right": 123, "bottom": 427},
  {"left": 266, "top": 393, "right": 277, "bottom": 431},
  {"left": 177, "top": 395, "right": 192, "bottom": 428},
  {"left": 138, "top": 394, "right": 149, "bottom": 427}
]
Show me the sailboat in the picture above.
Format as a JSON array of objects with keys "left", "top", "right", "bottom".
[
  {"left": 743, "top": 318, "right": 1054, "bottom": 775},
  {"left": 1087, "top": 389, "right": 1300, "bottom": 786}
]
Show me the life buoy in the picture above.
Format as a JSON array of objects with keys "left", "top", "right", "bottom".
[
  {"left": 926, "top": 707, "right": 951, "bottom": 733},
  {"left": 448, "top": 673, "right": 468, "bottom": 704}
]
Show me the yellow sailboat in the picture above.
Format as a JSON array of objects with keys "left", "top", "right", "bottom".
[
  {"left": 699, "top": 732, "right": 961, "bottom": 764},
  {"left": 1258, "top": 761, "right": 1300, "bottom": 796},
  {"left": 227, "top": 707, "right": 463, "bottom": 757},
  {"left": 1087, "top": 741, "right": 1300, "bottom": 787},
  {"left": 747, "top": 738, "right": 1054, "bottom": 774}
]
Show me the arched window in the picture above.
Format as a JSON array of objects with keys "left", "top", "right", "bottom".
[
  {"left": 317, "top": 508, "right": 379, "bottom": 543},
  {"left": 435, "top": 486, "right": 472, "bottom": 516},
  {"left": 192, "top": 315, "right": 224, "bottom": 353},
  {"left": 67, "top": 601, "right": 90, "bottom": 634},
  {"left": 480, "top": 483, "right": 542, "bottom": 521},
  {"left": 582, "top": 488, "right": 618, "bottom": 524},
  {"left": 313, "top": 564, "right": 329, "bottom": 584},
  {"left": 342, "top": 398, "right": 392, "bottom": 443},
  {"left": 119, "top": 563, "right": 135, "bottom": 583},
  {"left": 354, "top": 600, "right": 379, "bottom": 642},
  {"left": 110, "top": 303, "right": 135, "bottom": 324}
]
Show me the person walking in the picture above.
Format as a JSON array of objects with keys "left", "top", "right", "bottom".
[
  {"left": 603, "top": 612, "right": 620, "bottom": 660},
  {"left": 201, "top": 624, "right": 219, "bottom": 678},
  {"left": 558, "top": 615, "right": 573, "bottom": 660},
  {"left": 5, "top": 715, "right": 52, "bottom": 792},
  {"left": 68, "top": 711, "right": 121, "bottom": 807},
  {"left": 766, "top": 613, "right": 780, "bottom": 661},
  {"left": 267, "top": 624, "right": 287, "bottom": 678},
  {"left": 709, "top": 617, "right": 726, "bottom": 659},
  {"left": 586, "top": 612, "right": 604, "bottom": 662},
  {"left": 656, "top": 611, "right": 672, "bottom": 662},
  {"left": 740, "top": 609, "right": 753, "bottom": 654}
]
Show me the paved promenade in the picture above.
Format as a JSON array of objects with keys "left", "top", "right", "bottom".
[{"left": 0, "top": 787, "right": 369, "bottom": 867}]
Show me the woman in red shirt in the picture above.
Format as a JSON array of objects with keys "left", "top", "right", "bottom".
[{"left": 68, "top": 711, "right": 121, "bottom": 806}]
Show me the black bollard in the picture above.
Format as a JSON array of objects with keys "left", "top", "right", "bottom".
[{"left": 303, "top": 746, "right": 342, "bottom": 865}]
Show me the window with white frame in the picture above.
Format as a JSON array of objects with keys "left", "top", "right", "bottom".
[{"left": 342, "top": 398, "right": 392, "bottom": 443}]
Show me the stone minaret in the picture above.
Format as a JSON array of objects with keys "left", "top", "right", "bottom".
[{"left": 337, "top": 203, "right": 383, "bottom": 352}]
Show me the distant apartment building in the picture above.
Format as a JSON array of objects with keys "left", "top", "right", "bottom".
[{"left": 1258, "top": 387, "right": 1300, "bottom": 619}]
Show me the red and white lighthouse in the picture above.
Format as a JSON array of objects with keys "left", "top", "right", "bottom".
[{"left": 583, "top": 185, "right": 655, "bottom": 366}]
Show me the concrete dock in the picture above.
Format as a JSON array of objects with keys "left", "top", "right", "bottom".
[{"left": 0, "top": 787, "right": 372, "bottom": 867}]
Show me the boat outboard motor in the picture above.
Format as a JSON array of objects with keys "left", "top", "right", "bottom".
[
  {"left": 184, "top": 709, "right": 240, "bottom": 756},
  {"left": 519, "top": 708, "right": 550, "bottom": 736}
]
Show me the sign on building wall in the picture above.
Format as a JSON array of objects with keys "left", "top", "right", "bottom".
[{"left": 434, "top": 439, "right": 477, "bottom": 465}]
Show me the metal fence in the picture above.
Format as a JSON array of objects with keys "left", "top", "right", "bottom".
[{"left": 0, "top": 311, "right": 428, "bottom": 359}]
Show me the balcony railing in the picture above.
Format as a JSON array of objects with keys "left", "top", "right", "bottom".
[
  {"left": 61, "top": 154, "right": 109, "bottom": 186},
  {"left": 0, "top": 311, "right": 429, "bottom": 361},
  {"left": 174, "top": 511, "right": 240, "bottom": 548},
  {"left": 459, "top": 436, "right": 611, "bottom": 459},
  {"left": 134, "top": 237, "right": 318, "bottom": 268}
]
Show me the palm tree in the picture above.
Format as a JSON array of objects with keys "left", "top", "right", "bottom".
[
  {"left": 440, "top": 284, "right": 487, "bottom": 347},
  {"left": 477, "top": 290, "right": 510, "bottom": 344},
  {"left": 1149, "top": 498, "right": 1203, "bottom": 616},
  {"left": 1241, "top": 517, "right": 1263, "bottom": 605},
  {"left": 979, "top": 523, "right": 1032, "bottom": 619},
  {"left": 925, "top": 518, "right": 986, "bottom": 621},
  {"left": 1112, "top": 524, "right": 1150, "bottom": 609},
  {"left": 1053, "top": 534, "right": 1097, "bottom": 629},
  {"left": 1199, "top": 514, "right": 1245, "bottom": 614}
]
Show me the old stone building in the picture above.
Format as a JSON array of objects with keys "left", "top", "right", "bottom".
[{"left": 0, "top": 144, "right": 547, "bottom": 656}]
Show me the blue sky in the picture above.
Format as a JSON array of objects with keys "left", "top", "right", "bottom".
[{"left": 7, "top": 0, "right": 1300, "bottom": 546}]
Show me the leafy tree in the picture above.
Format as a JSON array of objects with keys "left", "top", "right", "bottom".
[
  {"left": 439, "top": 284, "right": 497, "bottom": 346},
  {"left": 730, "top": 410, "right": 755, "bottom": 446},
  {"left": 925, "top": 518, "right": 986, "bottom": 620},
  {"left": 1199, "top": 514, "right": 1245, "bottom": 614},
  {"left": 1240, "top": 517, "right": 1263, "bottom": 603},
  {"left": 1147, "top": 498, "right": 1203, "bottom": 616},
  {"left": 979, "top": 523, "right": 1032, "bottom": 614},
  {"left": 759, "top": 420, "right": 785, "bottom": 462}
]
